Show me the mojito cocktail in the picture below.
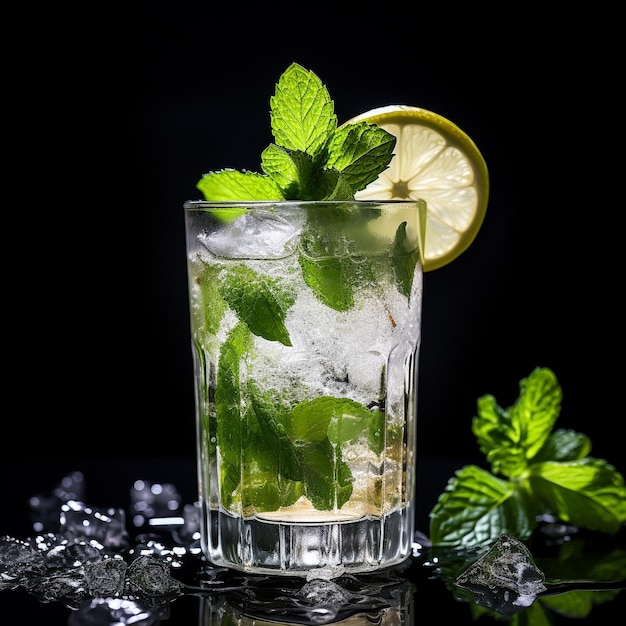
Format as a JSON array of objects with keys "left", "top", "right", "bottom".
[
  {"left": 185, "top": 199, "right": 425, "bottom": 575},
  {"left": 182, "top": 60, "right": 487, "bottom": 575}
]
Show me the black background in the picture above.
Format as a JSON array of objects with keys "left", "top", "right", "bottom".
[
  {"left": 2, "top": 3, "right": 624, "bottom": 623},
  {"left": 7, "top": 5, "right": 623, "bottom": 485},
  {"left": 138, "top": 4, "right": 617, "bottom": 468}
]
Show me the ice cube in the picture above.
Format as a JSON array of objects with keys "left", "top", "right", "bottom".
[
  {"left": 84, "top": 557, "right": 127, "bottom": 597},
  {"left": 454, "top": 533, "right": 547, "bottom": 616},
  {"left": 60, "top": 501, "right": 129, "bottom": 551},
  {"left": 126, "top": 555, "right": 184, "bottom": 597},
  {"left": 199, "top": 210, "right": 299, "bottom": 259}
]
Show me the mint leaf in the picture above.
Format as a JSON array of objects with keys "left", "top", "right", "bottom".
[
  {"left": 290, "top": 396, "right": 374, "bottom": 446},
  {"left": 368, "top": 410, "right": 386, "bottom": 456},
  {"left": 197, "top": 168, "right": 284, "bottom": 201},
  {"left": 472, "top": 394, "right": 527, "bottom": 478},
  {"left": 248, "top": 385, "right": 302, "bottom": 483},
  {"left": 261, "top": 145, "right": 355, "bottom": 201},
  {"left": 296, "top": 439, "right": 353, "bottom": 510},
  {"left": 472, "top": 367, "right": 562, "bottom": 478},
  {"left": 311, "top": 168, "right": 355, "bottom": 201},
  {"left": 240, "top": 467, "right": 304, "bottom": 514},
  {"left": 391, "top": 221, "right": 422, "bottom": 297},
  {"left": 288, "top": 397, "right": 334, "bottom": 442},
  {"left": 532, "top": 428, "right": 591, "bottom": 463},
  {"left": 243, "top": 395, "right": 359, "bottom": 512},
  {"left": 218, "top": 265, "right": 294, "bottom": 346},
  {"left": 189, "top": 262, "right": 227, "bottom": 335},
  {"left": 429, "top": 465, "right": 534, "bottom": 547},
  {"left": 513, "top": 367, "right": 562, "bottom": 459},
  {"left": 297, "top": 203, "right": 380, "bottom": 310},
  {"left": 270, "top": 62, "right": 337, "bottom": 158},
  {"left": 298, "top": 254, "right": 355, "bottom": 311},
  {"left": 197, "top": 63, "right": 396, "bottom": 202},
  {"left": 260, "top": 144, "right": 313, "bottom": 199},
  {"left": 215, "top": 323, "right": 251, "bottom": 508},
  {"left": 527, "top": 459, "right": 626, "bottom": 534},
  {"left": 430, "top": 366, "right": 626, "bottom": 549},
  {"left": 326, "top": 122, "right": 396, "bottom": 192}
]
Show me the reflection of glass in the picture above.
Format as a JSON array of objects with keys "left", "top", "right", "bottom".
[
  {"left": 184, "top": 200, "right": 426, "bottom": 577},
  {"left": 198, "top": 576, "right": 415, "bottom": 626}
]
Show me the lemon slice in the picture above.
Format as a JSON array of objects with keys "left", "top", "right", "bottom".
[{"left": 344, "top": 105, "right": 489, "bottom": 271}]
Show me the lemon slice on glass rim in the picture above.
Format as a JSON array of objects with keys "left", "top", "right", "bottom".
[{"left": 344, "top": 105, "right": 489, "bottom": 272}]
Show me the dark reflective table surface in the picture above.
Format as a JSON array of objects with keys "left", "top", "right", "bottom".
[{"left": 2, "top": 457, "right": 624, "bottom": 625}]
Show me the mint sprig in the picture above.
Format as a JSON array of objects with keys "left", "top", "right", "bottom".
[
  {"left": 193, "top": 64, "right": 420, "bottom": 515},
  {"left": 429, "top": 367, "right": 626, "bottom": 548},
  {"left": 218, "top": 265, "right": 295, "bottom": 346},
  {"left": 197, "top": 62, "right": 395, "bottom": 201}
]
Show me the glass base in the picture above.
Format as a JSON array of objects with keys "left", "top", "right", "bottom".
[{"left": 201, "top": 504, "right": 414, "bottom": 577}]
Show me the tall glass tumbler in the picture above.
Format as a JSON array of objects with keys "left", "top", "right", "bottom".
[{"left": 184, "top": 200, "right": 426, "bottom": 576}]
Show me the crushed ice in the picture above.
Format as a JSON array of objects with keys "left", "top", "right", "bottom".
[
  {"left": 199, "top": 210, "right": 300, "bottom": 259},
  {"left": 3, "top": 472, "right": 605, "bottom": 624}
]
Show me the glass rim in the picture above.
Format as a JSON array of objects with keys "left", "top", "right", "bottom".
[{"left": 184, "top": 199, "right": 422, "bottom": 209}]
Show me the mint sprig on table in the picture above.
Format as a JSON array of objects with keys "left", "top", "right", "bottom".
[
  {"left": 429, "top": 367, "right": 626, "bottom": 548},
  {"left": 197, "top": 62, "right": 396, "bottom": 201}
]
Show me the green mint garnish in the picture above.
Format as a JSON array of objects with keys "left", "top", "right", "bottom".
[
  {"left": 429, "top": 367, "right": 626, "bottom": 548},
  {"left": 195, "top": 63, "right": 421, "bottom": 313},
  {"left": 190, "top": 262, "right": 227, "bottom": 335},
  {"left": 194, "top": 64, "right": 421, "bottom": 515},
  {"left": 197, "top": 62, "right": 395, "bottom": 201},
  {"left": 214, "top": 334, "right": 364, "bottom": 511},
  {"left": 391, "top": 220, "right": 424, "bottom": 297},
  {"left": 218, "top": 265, "right": 295, "bottom": 346},
  {"left": 215, "top": 323, "right": 250, "bottom": 508},
  {"left": 196, "top": 169, "right": 283, "bottom": 201}
]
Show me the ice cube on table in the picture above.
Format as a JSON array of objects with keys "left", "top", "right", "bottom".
[{"left": 454, "top": 533, "right": 547, "bottom": 616}]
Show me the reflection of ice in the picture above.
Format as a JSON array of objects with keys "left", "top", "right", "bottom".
[
  {"left": 60, "top": 500, "right": 129, "bottom": 550},
  {"left": 454, "top": 533, "right": 547, "bottom": 616},
  {"left": 205, "top": 568, "right": 415, "bottom": 625},
  {"left": 2, "top": 471, "right": 419, "bottom": 625},
  {"left": 28, "top": 470, "right": 86, "bottom": 533},
  {"left": 68, "top": 597, "right": 160, "bottom": 626},
  {"left": 130, "top": 479, "right": 182, "bottom": 528},
  {"left": 298, "top": 578, "right": 350, "bottom": 605},
  {"left": 199, "top": 211, "right": 299, "bottom": 259}
]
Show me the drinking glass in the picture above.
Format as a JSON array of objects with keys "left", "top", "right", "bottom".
[{"left": 184, "top": 199, "right": 426, "bottom": 576}]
